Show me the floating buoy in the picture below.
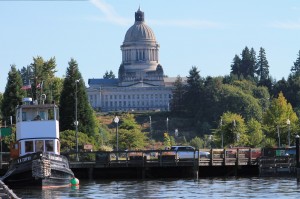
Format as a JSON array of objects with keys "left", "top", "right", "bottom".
[{"left": 70, "top": 176, "right": 80, "bottom": 186}]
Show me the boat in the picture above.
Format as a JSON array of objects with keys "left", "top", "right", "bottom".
[{"left": 1, "top": 96, "right": 74, "bottom": 188}]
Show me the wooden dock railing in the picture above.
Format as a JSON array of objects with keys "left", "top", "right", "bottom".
[{"left": 61, "top": 148, "right": 261, "bottom": 168}]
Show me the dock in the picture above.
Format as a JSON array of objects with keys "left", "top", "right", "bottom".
[
  {"left": 0, "top": 147, "right": 296, "bottom": 180},
  {"left": 62, "top": 148, "right": 262, "bottom": 179}
]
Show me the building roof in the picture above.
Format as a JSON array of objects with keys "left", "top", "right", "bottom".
[{"left": 88, "top": 78, "right": 119, "bottom": 87}]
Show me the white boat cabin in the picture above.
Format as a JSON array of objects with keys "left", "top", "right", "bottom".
[{"left": 12, "top": 98, "right": 61, "bottom": 158}]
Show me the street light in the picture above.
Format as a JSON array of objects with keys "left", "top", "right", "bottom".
[
  {"left": 166, "top": 117, "right": 169, "bottom": 133},
  {"left": 114, "top": 116, "right": 119, "bottom": 161},
  {"left": 149, "top": 116, "right": 152, "bottom": 139},
  {"left": 220, "top": 119, "right": 223, "bottom": 148},
  {"left": 277, "top": 125, "right": 280, "bottom": 147},
  {"left": 233, "top": 119, "right": 237, "bottom": 143},
  {"left": 75, "top": 79, "right": 80, "bottom": 161},
  {"left": 287, "top": 119, "right": 291, "bottom": 147}
]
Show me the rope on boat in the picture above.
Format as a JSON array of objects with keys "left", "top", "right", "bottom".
[{"left": 32, "top": 159, "right": 51, "bottom": 178}]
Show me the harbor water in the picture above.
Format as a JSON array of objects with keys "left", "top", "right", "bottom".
[{"left": 12, "top": 177, "right": 300, "bottom": 198}]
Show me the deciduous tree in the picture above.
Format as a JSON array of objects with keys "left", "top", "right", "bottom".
[{"left": 263, "top": 92, "right": 298, "bottom": 146}]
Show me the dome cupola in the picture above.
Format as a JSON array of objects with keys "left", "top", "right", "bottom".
[
  {"left": 119, "top": 8, "right": 164, "bottom": 87},
  {"left": 123, "top": 8, "right": 156, "bottom": 43}
]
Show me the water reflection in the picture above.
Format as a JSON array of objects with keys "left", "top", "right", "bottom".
[{"left": 12, "top": 177, "right": 300, "bottom": 199}]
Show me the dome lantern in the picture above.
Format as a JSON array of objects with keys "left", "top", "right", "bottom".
[{"left": 135, "top": 7, "right": 144, "bottom": 22}]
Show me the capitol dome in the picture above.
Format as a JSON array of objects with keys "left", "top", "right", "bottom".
[
  {"left": 123, "top": 8, "right": 156, "bottom": 43},
  {"left": 119, "top": 8, "right": 163, "bottom": 87}
]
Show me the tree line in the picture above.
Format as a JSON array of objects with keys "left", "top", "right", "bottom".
[
  {"left": 171, "top": 47, "right": 300, "bottom": 148},
  {"left": 0, "top": 47, "right": 300, "bottom": 150}
]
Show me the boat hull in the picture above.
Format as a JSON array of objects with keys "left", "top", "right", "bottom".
[{"left": 3, "top": 152, "right": 74, "bottom": 189}]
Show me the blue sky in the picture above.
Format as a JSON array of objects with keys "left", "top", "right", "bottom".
[{"left": 1, "top": 0, "right": 300, "bottom": 93}]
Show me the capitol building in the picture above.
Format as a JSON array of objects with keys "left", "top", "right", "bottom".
[{"left": 87, "top": 8, "right": 181, "bottom": 112}]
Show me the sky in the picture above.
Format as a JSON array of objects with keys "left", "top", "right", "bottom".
[{"left": 1, "top": 0, "right": 300, "bottom": 93}]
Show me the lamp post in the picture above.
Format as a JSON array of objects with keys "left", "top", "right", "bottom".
[
  {"left": 220, "top": 119, "right": 223, "bottom": 148},
  {"left": 149, "top": 116, "right": 152, "bottom": 140},
  {"left": 75, "top": 79, "right": 80, "bottom": 161},
  {"left": 277, "top": 125, "right": 280, "bottom": 147},
  {"left": 233, "top": 119, "right": 237, "bottom": 143},
  {"left": 114, "top": 116, "right": 119, "bottom": 161},
  {"left": 287, "top": 119, "right": 291, "bottom": 147},
  {"left": 166, "top": 117, "right": 169, "bottom": 133}
]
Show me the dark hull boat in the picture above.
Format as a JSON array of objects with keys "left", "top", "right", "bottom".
[
  {"left": 3, "top": 152, "right": 73, "bottom": 188},
  {"left": 1, "top": 97, "right": 74, "bottom": 188}
]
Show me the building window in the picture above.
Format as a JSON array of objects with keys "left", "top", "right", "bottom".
[{"left": 110, "top": 95, "right": 112, "bottom": 99}]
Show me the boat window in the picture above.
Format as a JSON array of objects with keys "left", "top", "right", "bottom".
[
  {"left": 22, "top": 112, "right": 27, "bottom": 121},
  {"left": 45, "top": 140, "right": 54, "bottom": 152},
  {"left": 39, "top": 111, "right": 46, "bottom": 120},
  {"left": 25, "top": 141, "right": 33, "bottom": 153},
  {"left": 35, "top": 140, "right": 44, "bottom": 152},
  {"left": 48, "top": 109, "right": 54, "bottom": 120},
  {"left": 33, "top": 115, "right": 41, "bottom": 120}
]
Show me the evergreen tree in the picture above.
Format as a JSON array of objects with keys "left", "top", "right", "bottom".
[
  {"left": 170, "top": 75, "right": 185, "bottom": 112},
  {"left": 291, "top": 50, "right": 300, "bottom": 76},
  {"left": 249, "top": 48, "right": 257, "bottom": 78},
  {"left": 256, "top": 47, "right": 269, "bottom": 81},
  {"left": 1, "top": 65, "right": 25, "bottom": 124},
  {"left": 240, "top": 47, "right": 256, "bottom": 79},
  {"left": 103, "top": 70, "right": 116, "bottom": 79},
  {"left": 230, "top": 55, "right": 242, "bottom": 79},
  {"left": 59, "top": 58, "right": 97, "bottom": 136},
  {"left": 256, "top": 47, "right": 271, "bottom": 88},
  {"left": 184, "top": 66, "right": 204, "bottom": 116},
  {"left": 0, "top": 92, "right": 3, "bottom": 121}
]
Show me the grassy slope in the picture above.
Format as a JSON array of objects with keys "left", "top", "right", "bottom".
[{"left": 96, "top": 112, "right": 198, "bottom": 142}]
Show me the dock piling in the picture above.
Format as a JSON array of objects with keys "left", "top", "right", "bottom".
[{"left": 296, "top": 135, "right": 300, "bottom": 182}]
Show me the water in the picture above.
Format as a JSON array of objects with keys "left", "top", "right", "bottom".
[{"left": 12, "top": 177, "right": 300, "bottom": 199}]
